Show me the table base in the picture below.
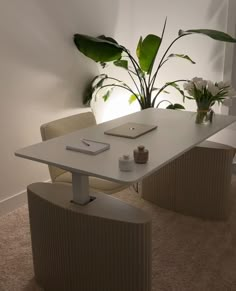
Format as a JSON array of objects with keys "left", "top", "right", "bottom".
[
  {"left": 141, "top": 142, "right": 234, "bottom": 220},
  {"left": 27, "top": 182, "right": 152, "bottom": 291},
  {"left": 72, "top": 172, "right": 90, "bottom": 205}
]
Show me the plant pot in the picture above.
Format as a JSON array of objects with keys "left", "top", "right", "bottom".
[{"left": 195, "top": 109, "right": 213, "bottom": 125}]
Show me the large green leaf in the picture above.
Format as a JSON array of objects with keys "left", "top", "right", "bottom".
[
  {"left": 179, "top": 29, "right": 236, "bottom": 43},
  {"left": 136, "top": 34, "right": 161, "bottom": 73},
  {"left": 167, "top": 54, "right": 195, "bottom": 64},
  {"left": 74, "top": 34, "right": 123, "bottom": 62}
]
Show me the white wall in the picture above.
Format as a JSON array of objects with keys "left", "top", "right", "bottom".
[
  {"left": 0, "top": 0, "right": 231, "bottom": 209},
  {"left": 0, "top": 0, "right": 121, "bottom": 203}
]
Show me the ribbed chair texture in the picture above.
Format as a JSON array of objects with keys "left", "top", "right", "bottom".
[
  {"left": 141, "top": 141, "right": 235, "bottom": 220},
  {"left": 27, "top": 182, "right": 152, "bottom": 291},
  {"left": 40, "top": 111, "right": 129, "bottom": 194}
]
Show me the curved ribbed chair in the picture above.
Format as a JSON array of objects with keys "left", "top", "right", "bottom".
[
  {"left": 27, "top": 182, "right": 151, "bottom": 291},
  {"left": 141, "top": 141, "right": 235, "bottom": 220},
  {"left": 40, "top": 112, "right": 129, "bottom": 194}
]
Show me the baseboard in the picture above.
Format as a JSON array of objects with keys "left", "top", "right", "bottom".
[
  {"left": 0, "top": 179, "right": 51, "bottom": 217},
  {"left": 0, "top": 190, "right": 27, "bottom": 217}
]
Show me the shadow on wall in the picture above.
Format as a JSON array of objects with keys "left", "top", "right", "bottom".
[
  {"left": 205, "top": 0, "right": 228, "bottom": 75},
  {"left": 207, "top": 0, "right": 227, "bottom": 19},
  {"left": 0, "top": 0, "right": 120, "bottom": 110},
  {"left": 231, "top": 24, "right": 236, "bottom": 87}
]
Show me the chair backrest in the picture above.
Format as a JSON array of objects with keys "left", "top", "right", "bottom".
[{"left": 40, "top": 111, "right": 96, "bottom": 181}]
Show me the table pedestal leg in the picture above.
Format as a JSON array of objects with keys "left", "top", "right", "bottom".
[
  {"left": 72, "top": 172, "right": 90, "bottom": 205},
  {"left": 27, "top": 182, "right": 152, "bottom": 291}
]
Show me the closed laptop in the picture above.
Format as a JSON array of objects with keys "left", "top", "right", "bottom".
[{"left": 104, "top": 122, "right": 157, "bottom": 139}]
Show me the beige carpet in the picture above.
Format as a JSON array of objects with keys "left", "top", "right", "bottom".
[{"left": 0, "top": 176, "right": 236, "bottom": 291}]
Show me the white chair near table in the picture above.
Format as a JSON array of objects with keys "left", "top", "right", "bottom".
[{"left": 40, "top": 111, "right": 129, "bottom": 194}]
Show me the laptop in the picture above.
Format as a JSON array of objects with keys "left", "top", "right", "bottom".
[{"left": 104, "top": 122, "right": 157, "bottom": 139}]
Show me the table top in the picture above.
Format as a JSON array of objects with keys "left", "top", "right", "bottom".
[{"left": 15, "top": 108, "right": 236, "bottom": 184}]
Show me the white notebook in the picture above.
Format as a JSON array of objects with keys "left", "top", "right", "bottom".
[{"left": 66, "top": 139, "right": 110, "bottom": 155}]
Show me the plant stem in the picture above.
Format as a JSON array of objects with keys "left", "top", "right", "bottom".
[
  {"left": 122, "top": 46, "right": 148, "bottom": 107},
  {"left": 150, "top": 34, "right": 188, "bottom": 92},
  {"left": 104, "top": 75, "right": 141, "bottom": 100},
  {"left": 128, "top": 71, "right": 142, "bottom": 97},
  {"left": 126, "top": 53, "right": 145, "bottom": 103},
  {"left": 151, "top": 79, "right": 188, "bottom": 107},
  {"left": 156, "top": 99, "right": 172, "bottom": 108},
  {"left": 105, "top": 76, "right": 125, "bottom": 83},
  {"left": 96, "top": 84, "right": 143, "bottom": 108},
  {"left": 148, "top": 17, "right": 167, "bottom": 87}
]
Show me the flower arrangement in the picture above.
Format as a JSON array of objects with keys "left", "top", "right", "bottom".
[{"left": 183, "top": 77, "right": 236, "bottom": 123}]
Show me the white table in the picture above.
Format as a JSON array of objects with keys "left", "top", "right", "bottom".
[
  {"left": 15, "top": 108, "right": 236, "bottom": 205},
  {"left": 15, "top": 108, "right": 236, "bottom": 291}
]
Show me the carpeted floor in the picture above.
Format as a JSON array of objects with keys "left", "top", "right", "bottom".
[{"left": 0, "top": 176, "right": 236, "bottom": 291}]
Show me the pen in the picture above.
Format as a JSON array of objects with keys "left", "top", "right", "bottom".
[{"left": 81, "top": 139, "right": 90, "bottom": 146}]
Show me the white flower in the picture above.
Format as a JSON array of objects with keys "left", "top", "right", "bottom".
[
  {"left": 183, "top": 77, "right": 236, "bottom": 106},
  {"left": 192, "top": 77, "right": 203, "bottom": 83},
  {"left": 183, "top": 81, "right": 194, "bottom": 95},
  {"left": 183, "top": 82, "right": 191, "bottom": 90},
  {"left": 207, "top": 81, "right": 220, "bottom": 96},
  {"left": 194, "top": 79, "right": 207, "bottom": 92}
]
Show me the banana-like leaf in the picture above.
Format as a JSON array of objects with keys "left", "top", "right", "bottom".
[
  {"left": 168, "top": 54, "right": 195, "bottom": 64},
  {"left": 179, "top": 29, "right": 236, "bottom": 43},
  {"left": 83, "top": 74, "right": 107, "bottom": 105},
  {"left": 128, "top": 94, "right": 137, "bottom": 104},
  {"left": 166, "top": 103, "right": 185, "bottom": 110},
  {"left": 136, "top": 34, "right": 161, "bottom": 73},
  {"left": 114, "top": 60, "right": 128, "bottom": 69},
  {"left": 74, "top": 34, "right": 123, "bottom": 62}
]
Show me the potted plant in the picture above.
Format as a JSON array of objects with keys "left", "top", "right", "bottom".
[{"left": 73, "top": 19, "right": 236, "bottom": 110}]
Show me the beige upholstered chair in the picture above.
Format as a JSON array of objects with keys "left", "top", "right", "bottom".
[
  {"left": 141, "top": 141, "right": 235, "bottom": 220},
  {"left": 40, "top": 112, "right": 128, "bottom": 194}
]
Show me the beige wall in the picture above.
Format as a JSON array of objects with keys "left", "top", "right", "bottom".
[{"left": 0, "top": 0, "right": 231, "bottom": 205}]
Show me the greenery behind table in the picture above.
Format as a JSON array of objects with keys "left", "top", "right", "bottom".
[{"left": 73, "top": 19, "right": 236, "bottom": 111}]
